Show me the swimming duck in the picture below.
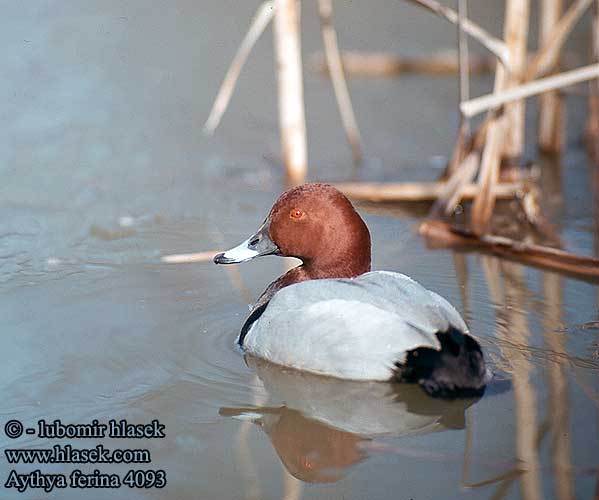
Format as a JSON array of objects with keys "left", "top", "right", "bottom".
[{"left": 214, "top": 183, "right": 488, "bottom": 396}]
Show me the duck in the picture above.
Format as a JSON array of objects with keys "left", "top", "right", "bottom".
[{"left": 214, "top": 183, "right": 488, "bottom": 397}]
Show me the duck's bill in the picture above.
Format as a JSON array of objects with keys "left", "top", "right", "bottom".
[{"left": 213, "top": 223, "right": 279, "bottom": 265}]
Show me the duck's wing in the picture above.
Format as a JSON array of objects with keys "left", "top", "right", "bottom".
[
  {"left": 355, "top": 271, "right": 468, "bottom": 334},
  {"left": 241, "top": 271, "right": 468, "bottom": 381}
]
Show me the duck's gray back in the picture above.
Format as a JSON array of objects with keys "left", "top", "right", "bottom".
[{"left": 240, "top": 271, "right": 469, "bottom": 381}]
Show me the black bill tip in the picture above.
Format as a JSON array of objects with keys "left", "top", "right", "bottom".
[{"left": 213, "top": 252, "right": 230, "bottom": 265}]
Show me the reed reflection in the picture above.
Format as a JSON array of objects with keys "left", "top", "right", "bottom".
[
  {"left": 543, "top": 273, "right": 574, "bottom": 500},
  {"left": 480, "top": 254, "right": 580, "bottom": 500},
  {"left": 539, "top": 151, "right": 573, "bottom": 500},
  {"left": 478, "top": 257, "right": 543, "bottom": 499},
  {"left": 503, "top": 263, "right": 542, "bottom": 500}
]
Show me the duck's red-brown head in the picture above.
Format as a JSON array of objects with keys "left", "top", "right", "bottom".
[{"left": 214, "top": 183, "right": 371, "bottom": 279}]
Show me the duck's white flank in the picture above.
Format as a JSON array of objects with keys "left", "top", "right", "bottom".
[{"left": 239, "top": 271, "right": 468, "bottom": 381}]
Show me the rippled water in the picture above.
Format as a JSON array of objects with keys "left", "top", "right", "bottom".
[{"left": 1, "top": 2, "right": 598, "bottom": 499}]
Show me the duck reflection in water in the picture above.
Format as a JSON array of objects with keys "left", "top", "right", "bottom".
[{"left": 220, "top": 357, "right": 482, "bottom": 484}]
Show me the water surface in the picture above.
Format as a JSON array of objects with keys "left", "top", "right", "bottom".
[{"left": 1, "top": 2, "right": 598, "bottom": 499}]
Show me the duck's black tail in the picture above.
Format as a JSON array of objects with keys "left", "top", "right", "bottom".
[{"left": 394, "top": 328, "right": 489, "bottom": 398}]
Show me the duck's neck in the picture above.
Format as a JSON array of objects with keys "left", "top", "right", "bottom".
[
  {"left": 272, "top": 257, "right": 370, "bottom": 294},
  {"left": 299, "top": 258, "right": 370, "bottom": 281},
  {"left": 254, "top": 258, "right": 370, "bottom": 311}
]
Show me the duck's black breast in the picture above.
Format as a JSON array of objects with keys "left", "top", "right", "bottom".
[
  {"left": 238, "top": 267, "right": 305, "bottom": 347},
  {"left": 238, "top": 301, "right": 269, "bottom": 347}
]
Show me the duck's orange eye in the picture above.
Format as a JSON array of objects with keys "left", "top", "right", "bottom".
[{"left": 290, "top": 209, "right": 304, "bottom": 219}]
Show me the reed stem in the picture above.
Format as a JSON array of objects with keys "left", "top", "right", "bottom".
[
  {"left": 318, "top": 0, "right": 363, "bottom": 164},
  {"left": 538, "top": 0, "right": 564, "bottom": 153},
  {"left": 274, "top": 0, "right": 308, "bottom": 186},
  {"left": 203, "top": 1, "right": 275, "bottom": 134},
  {"left": 502, "top": 0, "right": 530, "bottom": 159}
]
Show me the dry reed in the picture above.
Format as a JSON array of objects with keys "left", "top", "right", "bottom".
[
  {"left": 317, "top": 0, "right": 363, "bottom": 163},
  {"left": 538, "top": 0, "right": 564, "bottom": 153},
  {"left": 274, "top": 0, "right": 307, "bottom": 186},
  {"left": 203, "top": 1, "right": 275, "bottom": 134}
]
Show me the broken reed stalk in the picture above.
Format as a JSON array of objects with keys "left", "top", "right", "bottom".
[
  {"left": 471, "top": 111, "right": 505, "bottom": 235},
  {"left": 457, "top": 0, "right": 470, "bottom": 109},
  {"left": 203, "top": 1, "right": 275, "bottom": 134},
  {"left": 274, "top": 0, "right": 308, "bottom": 186},
  {"left": 334, "top": 180, "right": 521, "bottom": 202},
  {"left": 532, "top": 0, "right": 595, "bottom": 156},
  {"left": 538, "top": 0, "right": 564, "bottom": 153},
  {"left": 445, "top": 121, "right": 470, "bottom": 179},
  {"left": 471, "top": 52, "right": 508, "bottom": 236},
  {"left": 587, "top": 1, "right": 599, "bottom": 165},
  {"left": 461, "top": 64, "right": 599, "bottom": 117},
  {"left": 433, "top": 116, "right": 492, "bottom": 217},
  {"left": 405, "top": 0, "right": 511, "bottom": 67},
  {"left": 526, "top": 0, "right": 594, "bottom": 80},
  {"left": 317, "top": 0, "right": 363, "bottom": 164},
  {"left": 502, "top": 0, "right": 530, "bottom": 159},
  {"left": 161, "top": 251, "right": 220, "bottom": 263},
  {"left": 444, "top": 0, "right": 470, "bottom": 180},
  {"left": 430, "top": 151, "right": 480, "bottom": 217},
  {"left": 419, "top": 220, "right": 599, "bottom": 281},
  {"left": 470, "top": 0, "right": 529, "bottom": 235}
]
